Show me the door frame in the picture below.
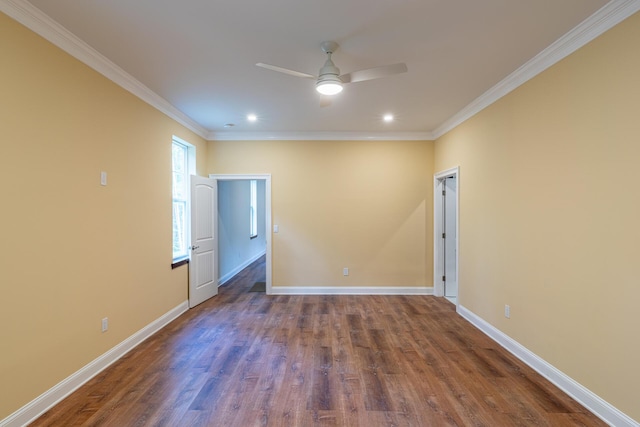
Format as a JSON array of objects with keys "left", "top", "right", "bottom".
[
  {"left": 434, "top": 166, "right": 459, "bottom": 301},
  {"left": 209, "top": 174, "right": 273, "bottom": 295}
]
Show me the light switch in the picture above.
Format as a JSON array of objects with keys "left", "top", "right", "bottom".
[
  {"left": 273, "top": 225, "right": 279, "bottom": 233},
  {"left": 100, "top": 171, "right": 107, "bottom": 186}
]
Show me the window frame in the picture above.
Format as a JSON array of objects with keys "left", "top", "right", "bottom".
[{"left": 172, "top": 136, "right": 195, "bottom": 262}]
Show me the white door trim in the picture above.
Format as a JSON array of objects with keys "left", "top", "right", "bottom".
[
  {"left": 209, "top": 174, "right": 272, "bottom": 295},
  {"left": 434, "top": 167, "right": 460, "bottom": 303}
]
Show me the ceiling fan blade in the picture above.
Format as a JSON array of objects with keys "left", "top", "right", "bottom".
[
  {"left": 319, "top": 95, "right": 332, "bottom": 108},
  {"left": 340, "top": 63, "right": 408, "bottom": 84},
  {"left": 256, "top": 63, "right": 315, "bottom": 79}
]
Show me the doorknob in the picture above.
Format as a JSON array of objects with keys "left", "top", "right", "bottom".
[{"left": 190, "top": 245, "right": 200, "bottom": 250}]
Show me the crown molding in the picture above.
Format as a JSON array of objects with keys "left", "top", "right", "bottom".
[
  {"left": 4, "top": 0, "right": 638, "bottom": 143},
  {"left": 0, "top": 0, "right": 432, "bottom": 143},
  {"left": 0, "top": 0, "right": 209, "bottom": 139},
  {"left": 432, "top": 0, "right": 640, "bottom": 140},
  {"left": 208, "top": 131, "right": 434, "bottom": 141}
]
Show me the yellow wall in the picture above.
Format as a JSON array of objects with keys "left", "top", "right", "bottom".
[
  {"left": 208, "top": 139, "right": 434, "bottom": 289},
  {"left": 435, "top": 11, "right": 640, "bottom": 421},
  {"left": 4, "top": 1, "right": 637, "bottom": 422},
  {"left": 0, "top": 13, "right": 207, "bottom": 418}
]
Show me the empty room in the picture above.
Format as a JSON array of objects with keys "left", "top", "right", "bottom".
[{"left": 1, "top": 0, "right": 639, "bottom": 426}]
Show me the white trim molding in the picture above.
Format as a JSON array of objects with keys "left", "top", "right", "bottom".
[
  {"left": 209, "top": 174, "right": 273, "bottom": 295},
  {"left": 0, "top": 0, "right": 209, "bottom": 140},
  {"left": 432, "top": 0, "right": 640, "bottom": 139},
  {"left": 208, "top": 131, "right": 435, "bottom": 141},
  {"left": 270, "top": 286, "right": 433, "bottom": 295},
  {"left": 433, "top": 166, "right": 460, "bottom": 302},
  {"left": 0, "top": 302, "right": 189, "bottom": 427},
  {"left": 3, "top": 0, "right": 639, "bottom": 143},
  {"left": 458, "top": 305, "right": 640, "bottom": 427},
  {"left": 0, "top": 0, "right": 435, "bottom": 144}
]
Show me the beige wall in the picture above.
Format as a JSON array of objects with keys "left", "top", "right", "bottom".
[
  {"left": 208, "top": 139, "right": 434, "bottom": 289},
  {"left": 435, "top": 11, "right": 640, "bottom": 421},
  {"left": 4, "top": 1, "right": 637, "bottom": 422},
  {"left": 0, "top": 13, "right": 207, "bottom": 418}
]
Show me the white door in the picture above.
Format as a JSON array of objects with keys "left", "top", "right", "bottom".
[
  {"left": 444, "top": 176, "right": 458, "bottom": 298},
  {"left": 189, "top": 175, "right": 218, "bottom": 308}
]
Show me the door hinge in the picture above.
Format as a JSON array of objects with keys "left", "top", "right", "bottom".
[
  {"left": 442, "top": 190, "right": 446, "bottom": 196},
  {"left": 442, "top": 275, "right": 446, "bottom": 282},
  {"left": 442, "top": 232, "right": 446, "bottom": 239}
]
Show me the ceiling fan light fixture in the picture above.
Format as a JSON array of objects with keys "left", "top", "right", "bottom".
[
  {"left": 316, "top": 52, "right": 343, "bottom": 96},
  {"left": 316, "top": 76, "right": 343, "bottom": 95},
  {"left": 257, "top": 41, "right": 407, "bottom": 101}
]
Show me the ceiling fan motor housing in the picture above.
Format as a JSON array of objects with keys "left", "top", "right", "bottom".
[
  {"left": 316, "top": 45, "right": 343, "bottom": 95},
  {"left": 318, "top": 41, "right": 340, "bottom": 77},
  {"left": 317, "top": 56, "right": 341, "bottom": 82}
]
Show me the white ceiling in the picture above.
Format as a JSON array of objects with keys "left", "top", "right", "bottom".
[{"left": 16, "top": 0, "right": 619, "bottom": 139}]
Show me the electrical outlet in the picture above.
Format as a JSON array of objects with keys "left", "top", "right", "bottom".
[
  {"left": 504, "top": 305, "right": 510, "bottom": 319},
  {"left": 343, "top": 267, "right": 349, "bottom": 276},
  {"left": 102, "top": 317, "right": 109, "bottom": 332}
]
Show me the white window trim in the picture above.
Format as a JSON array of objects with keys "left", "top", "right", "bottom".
[{"left": 172, "top": 136, "right": 195, "bottom": 262}]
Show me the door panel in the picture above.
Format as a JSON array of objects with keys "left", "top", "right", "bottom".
[
  {"left": 189, "top": 176, "right": 218, "bottom": 308},
  {"left": 444, "top": 177, "right": 458, "bottom": 297}
]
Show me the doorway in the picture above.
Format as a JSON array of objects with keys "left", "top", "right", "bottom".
[
  {"left": 434, "top": 167, "right": 459, "bottom": 306},
  {"left": 210, "top": 174, "right": 272, "bottom": 294}
]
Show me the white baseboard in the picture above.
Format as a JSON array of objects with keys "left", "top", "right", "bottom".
[
  {"left": 218, "top": 250, "right": 266, "bottom": 286},
  {"left": 458, "top": 305, "right": 639, "bottom": 427},
  {"left": 270, "top": 286, "right": 433, "bottom": 295},
  {"left": 10, "top": 298, "right": 633, "bottom": 427},
  {"left": 0, "top": 301, "right": 189, "bottom": 427}
]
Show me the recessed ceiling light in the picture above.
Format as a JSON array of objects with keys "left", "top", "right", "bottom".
[
  {"left": 247, "top": 114, "right": 257, "bottom": 122},
  {"left": 383, "top": 114, "right": 394, "bottom": 122}
]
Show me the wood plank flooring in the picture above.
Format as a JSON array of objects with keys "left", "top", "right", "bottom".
[{"left": 31, "top": 256, "right": 606, "bottom": 426}]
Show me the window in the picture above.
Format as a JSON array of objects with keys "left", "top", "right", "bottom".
[
  {"left": 172, "top": 137, "right": 195, "bottom": 261},
  {"left": 250, "top": 180, "right": 258, "bottom": 239}
]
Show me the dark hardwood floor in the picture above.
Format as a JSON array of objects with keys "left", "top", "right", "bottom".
[{"left": 31, "top": 256, "right": 606, "bottom": 426}]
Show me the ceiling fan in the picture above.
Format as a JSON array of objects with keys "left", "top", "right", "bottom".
[{"left": 256, "top": 41, "right": 407, "bottom": 103}]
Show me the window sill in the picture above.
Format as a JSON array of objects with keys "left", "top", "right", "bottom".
[{"left": 171, "top": 257, "right": 189, "bottom": 269}]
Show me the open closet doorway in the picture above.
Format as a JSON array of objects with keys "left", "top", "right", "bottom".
[
  {"left": 434, "top": 167, "right": 459, "bottom": 306},
  {"left": 210, "top": 174, "right": 272, "bottom": 294}
]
